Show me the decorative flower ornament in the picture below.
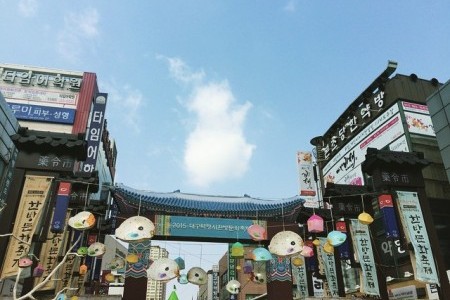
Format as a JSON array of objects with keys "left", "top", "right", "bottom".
[
  {"left": 115, "top": 216, "right": 155, "bottom": 242},
  {"left": 268, "top": 231, "right": 303, "bottom": 256}
]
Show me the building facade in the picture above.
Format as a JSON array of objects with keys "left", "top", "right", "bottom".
[
  {"left": 0, "top": 63, "right": 117, "bottom": 298},
  {"left": 311, "top": 61, "right": 450, "bottom": 298}
]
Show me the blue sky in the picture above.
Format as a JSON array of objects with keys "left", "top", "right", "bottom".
[{"left": 1, "top": 1, "right": 450, "bottom": 298}]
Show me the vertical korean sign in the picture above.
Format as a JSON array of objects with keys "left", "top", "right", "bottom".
[
  {"left": 78, "top": 93, "right": 107, "bottom": 174},
  {"left": 397, "top": 191, "right": 439, "bottom": 284},
  {"left": 0, "top": 175, "right": 53, "bottom": 279},
  {"left": 350, "top": 219, "right": 380, "bottom": 296},
  {"left": 51, "top": 182, "right": 71, "bottom": 233},
  {"left": 318, "top": 237, "right": 339, "bottom": 297},
  {"left": 297, "top": 151, "right": 319, "bottom": 208},
  {"left": 292, "top": 256, "right": 309, "bottom": 298}
]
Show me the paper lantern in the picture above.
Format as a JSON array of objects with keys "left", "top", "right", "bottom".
[
  {"left": 68, "top": 211, "right": 96, "bottom": 230},
  {"left": 115, "top": 216, "right": 155, "bottom": 242},
  {"left": 79, "top": 264, "right": 88, "bottom": 275},
  {"left": 247, "top": 224, "right": 267, "bottom": 241},
  {"left": 105, "top": 273, "right": 115, "bottom": 282},
  {"left": 251, "top": 247, "right": 272, "bottom": 261},
  {"left": 178, "top": 273, "right": 189, "bottom": 284},
  {"left": 291, "top": 256, "right": 304, "bottom": 267},
  {"left": 268, "top": 231, "right": 303, "bottom": 256},
  {"left": 56, "top": 294, "right": 67, "bottom": 300},
  {"left": 226, "top": 279, "right": 241, "bottom": 294},
  {"left": 18, "top": 257, "right": 33, "bottom": 268},
  {"left": 251, "top": 271, "right": 267, "bottom": 284},
  {"left": 327, "top": 230, "right": 347, "bottom": 246},
  {"left": 174, "top": 257, "right": 185, "bottom": 270},
  {"left": 147, "top": 258, "right": 180, "bottom": 282},
  {"left": 77, "top": 247, "right": 88, "bottom": 256},
  {"left": 323, "top": 242, "right": 334, "bottom": 254},
  {"left": 243, "top": 260, "right": 253, "bottom": 274},
  {"left": 312, "top": 239, "right": 320, "bottom": 246},
  {"left": 126, "top": 253, "right": 139, "bottom": 264},
  {"left": 87, "top": 242, "right": 106, "bottom": 257},
  {"left": 187, "top": 267, "right": 208, "bottom": 285},
  {"left": 33, "top": 264, "right": 45, "bottom": 277},
  {"left": 307, "top": 214, "right": 324, "bottom": 233},
  {"left": 358, "top": 212, "right": 374, "bottom": 225},
  {"left": 231, "top": 242, "right": 244, "bottom": 258},
  {"left": 236, "top": 265, "right": 242, "bottom": 271},
  {"left": 109, "top": 257, "right": 125, "bottom": 270},
  {"left": 300, "top": 245, "right": 314, "bottom": 257}
]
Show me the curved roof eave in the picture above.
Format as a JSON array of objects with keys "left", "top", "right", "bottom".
[{"left": 112, "top": 183, "right": 305, "bottom": 221}]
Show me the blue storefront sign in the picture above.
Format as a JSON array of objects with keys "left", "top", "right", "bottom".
[{"left": 8, "top": 102, "right": 76, "bottom": 124}]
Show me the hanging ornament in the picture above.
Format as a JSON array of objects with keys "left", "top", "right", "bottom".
[
  {"left": 243, "top": 260, "right": 253, "bottom": 274},
  {"left": 226, "top": 279, "right": 241, "bottom": 294},
  {"left": 358, "top": 211, "right": 374, "bottom": 225},
  {"left": 335, "top": 220, "right": 351, "bottom": 260},
  {"left": 126, "top": 253, "right": 139, "bottom": 264},
  {"left": 268, "top": 231, "right": 303, "bottom": 256},
  {"left": 115, "top": 216, "right": 155, "bottom": 242},
  {"left": 323, "top": 242, "right": 334, "bottom": 254},
  {"left": 327, "top": 230, "right": 347, "bottom": 247},
  {"left": 68, "top": 211, "right": 96, "bottom": 230},
  {"left": 174, "top": 257, "right": 185, "bottom": 270},
  {"left": 105, "top": 273, "right": 115, "bottom": 282},
  {"left": 33, "top": 264, "right": 45, "bottom": 277},
  {"left": 108, "top": 257, "right": 125, "bottom": 270},
  {"left": 87, "top": 242, "right": 106, "bottom": 257},
  {"left": 291, "top": 256, "right": 304, "bottom": 267},
  {"left": 307, "top": 214, "right": 324, "bottom": 233},
  {"left": 147, "top": 258, "right": 180, "bottom": 282},
  {"left": 312, "top": 239, "right": 320, "bottom": 246},
  {"left": 247, "top": 224, "right": 267, "bottom": 241},
  {"left": 18, "top": 256, "right": 33, "bottom": 268},
  {"left": 231, "top": 242, "right": 244, "bottom": 258},
  {"left": 187, "top": 267, "right": 208, "bottom": 285},
  {"left": 177, "top": 273, "right": 189, "bottom": 284},
  {"left": 79, "top": 264, "right": 88, "bottom": 275},
  {"left": 56, "top": 294, "right": 67, "bottom": 300},
  {"left": 300, "top": 245, "right": 314, "bottom": 257},
  {"left": 251, "top": 271, "right": 267, "bottom": 284},
  {"left": 251, "top": 247, "right": 272, "bottom": 261},
  {"left": 77, "top": 247, "right": 88, "bottom": 256}
]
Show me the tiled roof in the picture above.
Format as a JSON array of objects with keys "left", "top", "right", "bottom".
[
  {"left": 11, "top": 127, "right": 87, "bottom": 160},
  {"left": 362, "top": 147, "right": 429, "bottom": 174},
  {"left": 112, "top": 183, "right": 305, "bottom": 221}
]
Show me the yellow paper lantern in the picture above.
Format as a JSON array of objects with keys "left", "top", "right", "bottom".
[
  {"left": 291, "top": 256, "right": 304, "bottom": 267},
  {"left": 79, "top": 264, "right": 88, "bottom": 275},
  {"left": 323, "top": 242, "right": 334, "bottom": 254},
  {"left": 312, "top": 239, "right": 320, "bottom": 246},
  {"left": 126, "top": 253, "right": 139, "bottom": 264},
  {"left": 358, "top": 212, "right": 374, "bottom": 225},
  {"left": 236, "top": 265, "right": 242, "bottom": 271},
  {"left": 105, "top": 273, "right": 115, "bottom": 282}
]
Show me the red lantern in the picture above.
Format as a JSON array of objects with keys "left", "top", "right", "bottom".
[{"left": 307, "top": 214, "right": 324, "bottom": 233}]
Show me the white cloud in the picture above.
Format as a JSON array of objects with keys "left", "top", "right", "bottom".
[
  {"left": 157, "top": 55, "right": 205, "bottom": 84},
  {"left": 283, "top": 0, "right": 297, "bottom": 12},
  {"left": 18, "top": 0, "right": 38, "bottom": 17},
  {"left": 57, "top": 8, "right": 100, "bottom": 63},
  {"left": 184, "top": 81, "right": 255, "bottom": 187}
]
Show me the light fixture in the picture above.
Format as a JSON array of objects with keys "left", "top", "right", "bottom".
[{"left": 404, "top": 271, "right": 414, "bottom": 278}]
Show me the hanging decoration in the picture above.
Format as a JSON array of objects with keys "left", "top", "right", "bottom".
[
  {"left": 87, "top": 242, "right": 106, "bottom": 257},
  {"left": 378, "top": 194, "right": 399, "bottom": 238},
  {"left": 115, "top": 216, "right": 155, "bottom": 242},
  {"left": 300, "top": 245, "right": 314, "bottom": 257},
  {"left": 268, "top": 231, "right": 303, "bottom": 256},
  {"left": 327, "top": 230, "right": 346, "bottom": 247},
  {"left": 226, "top": 279, "right": 241, "bottom": 294},
  {"left": 358, "top": 195, "right": 374, "bottom": 225},
  {"left": 291, "top": 256, "right": 304, "bottom": 267},
  {"left": 251, "top": 247, "right": 273, "bottom": 261},
  {"left": 108, "top": 257, "right": 126, "bottom": 270},
  {"left": 323, "top": 241, "right": 334, "bottom": 254},
  {"left": 231, "top": 242, "right": 244, "bottom": 258},
  {"left": 251, "top": 262, "right": 267, "bottom": 284},
  {"left": 68, "top": 211, "right": 96, "bottom": 230},
  {"left": 187, "top": 267, "right": 208, "bottom": 285},
  {"left": 174, "top": 257, "right": 185, "bottom": 270},
  {"left": 177, "top": 273, "right": 189, "bottom": 284},
  {"left": 79, "top": 264, "right": 88, "bottom": 275},
  {"left": 307, "top": 214, "right": 324, "bottom": 233},
  {"left": 105, "top": 273, "right": 115, "bottom": 283},
  {"left": 168, "top": 285, "right": 180, "bottom": 300},
  {"left": 77, "top": 247, "right": 88, "bottom": 256},
  {"left": 147, "top": 258, "right": 180, "bottom": 282},
  {"left": 126, "top": 253, "right": 139, "bottom": 264},
  {"left": 18, "top": 256, "right": 33, "bottom": 268},
  {"left": 335, "top": 220, "right": 351, "bottom": 260},
  {"left": 312, "top": 239, "right": 320, "bottom": 246},
  {"left": 243, "top": 260, "right": 253, "bottom": 274},
  {"left": 33, "top": 263, "right": 45, "bottom": 277},
  {"left": 247, "top": 224, "right": 267, "bottom": 241}
]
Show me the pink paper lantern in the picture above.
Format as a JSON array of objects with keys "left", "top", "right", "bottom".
[{"left": 307, "top": 214, "right": 324, "bottom": 233}]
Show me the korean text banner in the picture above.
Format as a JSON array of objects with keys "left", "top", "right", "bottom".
[
  {"left": 350, "top": 219, "right": 380, "bottom": 296},
  {"left": 397, "top": 191, "right": 439, "bottom": 284},
  {"left": 0, "top": 175, "right": 53, "bottom": 279},
  {"left": 318, "top": 237, "right": 339, "bottom": 297},
  {"left": 297, "top": 151, "right": 319, "bottom": 208}
]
